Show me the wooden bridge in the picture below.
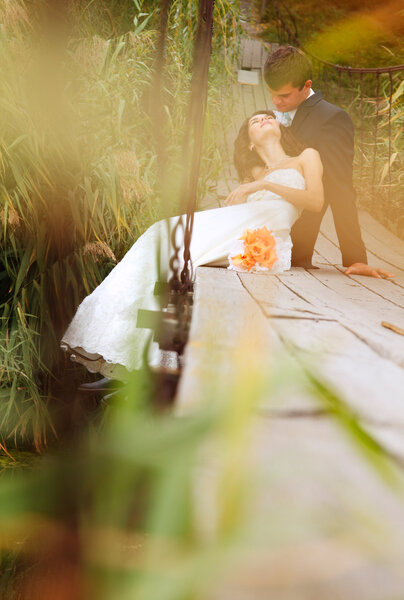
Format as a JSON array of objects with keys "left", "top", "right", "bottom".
[{"left": 175, "top": 37, "right": 404, "bottom": 598}]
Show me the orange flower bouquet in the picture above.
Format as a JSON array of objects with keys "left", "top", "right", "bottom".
[{"left": 228, "top": 227, "right": 278, "bottom": 273}]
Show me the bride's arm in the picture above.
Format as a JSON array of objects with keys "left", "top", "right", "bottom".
[
  {"left": 279, "top": 149, "right": 324, "bottom": 212},
  {"left": 226, "top": 149, "right": 324, "bottom": 213}
]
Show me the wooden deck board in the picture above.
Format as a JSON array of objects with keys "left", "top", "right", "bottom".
[
  {"left": 177, "top": 265, "right": 404, "bottom": 419},
  {"left": 240, "top": 81, "right": 257, "bottom": 118},
  {"left": 315, "top": 231, "right": 404, "bottom": 296},
  {"left": 180, "top": 33, "right": 404, "bottom": 595},
  {"left": 240, "top": 38, "right": 253, "bottom": 69},
  {"left": 321, "top": 207, "right": 404, "bottom": 274},
  {"left": 256, "top": 75, "right": 272, "bottom": 110},
  {"left": 207, "top": 419, "right": 404, "bottom": 600},
  {"left": 274, "top": 268, "right": 404, "bottom": 367},
  {"left": 240, "top": 37, "right": 268, "bottom": 70},
  {"left": 353, "top": 211, "right": 404, "bottom": 267},
  {"left": 238, "top": 269, "right": 404, "bottom": 421},
  {"left": 176, "top": 267, "right": 404, "bottom": 598},
  {"left": 273, "top": 317, "right": 404, "bottom": 424}
]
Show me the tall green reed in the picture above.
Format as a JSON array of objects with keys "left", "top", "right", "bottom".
[
  {"left": 0, "top": 0, "right": 239, "bottom": 447},
  {"left": 354, "top": 75, "right": 404, "bottom": 236}
]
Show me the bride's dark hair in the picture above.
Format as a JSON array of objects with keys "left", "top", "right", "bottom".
[{"left": 234, "top": 110, "right": 307, "bottom": 182}]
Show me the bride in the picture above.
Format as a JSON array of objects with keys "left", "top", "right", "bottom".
[{"left": 61, "top": 110, "right": 324, "bottom": 377}]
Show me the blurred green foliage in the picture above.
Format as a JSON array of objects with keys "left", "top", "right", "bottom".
[
  {"left": 260, "top": 0, "right": 404, "bottom": 66},
  {"left": 0, "top": 346, "right": 403, "bottom": 599},
  {"left": 0, "top": 0, "right": 240, "bottom": 447}
]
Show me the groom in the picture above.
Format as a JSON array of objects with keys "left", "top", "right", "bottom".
[{"left": 263, "top": 45, "right": 393, "bottom": 278}]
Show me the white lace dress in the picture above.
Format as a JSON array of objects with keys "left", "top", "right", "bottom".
[{"left": 61, "top": 168, "right": 305, "bottom": 376}]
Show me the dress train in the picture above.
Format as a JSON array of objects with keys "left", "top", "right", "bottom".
[{"left": 61, "top": 168, "right": 305, "bottom": 376}]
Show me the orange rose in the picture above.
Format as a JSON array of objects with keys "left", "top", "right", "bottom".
[{"left": 230, "top": 227, "right": 278, "bottom": 271}]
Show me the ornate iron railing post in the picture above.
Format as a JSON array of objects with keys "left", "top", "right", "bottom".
[{"left": 140, "top": 0, "right": 216, "bottom": 361}]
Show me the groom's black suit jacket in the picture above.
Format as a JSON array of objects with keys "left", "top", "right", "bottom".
[{"left": 289, "top": 91, "right": 367, "bottom": 267}]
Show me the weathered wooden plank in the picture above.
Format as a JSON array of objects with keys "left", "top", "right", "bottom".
[
  {"left": 316, "top": 235, "right": 404, "bottom": 289},
  {"left": 177, "top": 272, "right": 404, "bottom": 598},
  {"left": 251, "top": 39, "right": 264, "bottom": 68},
  {"left": 248, "top": 78, "right": 260, "bottom": 112},
  {"left": 240, "top": 38, "right": 250, "bottom": 69},
  {"left": 239, "top": 271, "right": 404, "bottom": 423},
  {"left": 176, "top": 267, "right": 320, "bottom": 415},
  {"left": 207, "top": 419, "right": 404, "bottom": 600},
  {"left": 178, "top": 268, "right": 404, "bottom": 420},
  {"left": 181, "top": 30, "right": 404, "bottom": 599},
  {"left": 237, "top": 69, "right": 260, "bottom": 85},
  {"left": 239, "top": 83, "right": 256, "bottom": 118},
  {"left": 338, "top": 266, "right": 404, "bottom": 308},
  {"left": 320, "top": 207, "right": 400, "bottom": 271},
  {"left": 321, "top": 207, "right": 404, "bottom": 273},
  {"left": 200, "top": 178, "right": 241, "bottom": 211},
  {"left": 260, "top": 43, "right": 269, "bottom": 68},
  {"left": 236, "top": 80, "right": 250, "bottom": 120},
  {"left": 272, "top": 317, "right": 404, "bottom": 424},
  {"left": 308, "top": 265, "right": 404, "bottom": 323},
  {"left": 314, "top": 233, "right": 404, "bottom": 305},
  {"left": 250, "top": 76, "right": 267, "bottom": 112},
  {"left": 315, "top": 231, "right": 343, "bottom": 264},
  {"left": 256, "top": 70, "right": 273, "bottom": 109},
  {"left": 365, "top": 423, "right": 404, "bottom": 464},
  {"left": 232, "top": 84, "right": 247, "bottom": 134},
  {"left": 315, "top": 225, "right": 404, "bottom": 283},
  {"left": 240, "top": 37, "right": 268, "bottom": 70},
  {"left": 312, "top": 248, "right": 329, "bottom": 265},
  {"left": 238, "top": 271, "right": 328, "bottom": 319},
  {"left": 272, "top": 268, "right": 404, "bottom": 367},
  {"left": 238, "top": 73, "right": 272, "bottom": 116},
  {"left": 176, "top": 267, "right": 266, "bottom": 411},
  {"left": 214, "top": 82, "right": 247, "bottom": 184},
  {"left": 241, "top": 38, "right": 255, "bottom": 69},
  {"left": 359, "top": 210, "right": 404, "bottom": 264}
]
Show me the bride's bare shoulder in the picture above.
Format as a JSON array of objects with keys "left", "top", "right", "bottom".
[
  {"left": 298, "top": 148, "right": 323, "bottom": 170},
  {"left": 299, "top": 148, "right": 321, "bottom": 162}
]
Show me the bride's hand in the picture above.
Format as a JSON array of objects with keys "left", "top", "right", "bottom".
[{"left": 224, "top": 180, "right": 262, "bottom": 206}]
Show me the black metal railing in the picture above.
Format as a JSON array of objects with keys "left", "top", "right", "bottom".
[
  {"left": 140, "top": 0, "right": 216, "bottom": 365},
  {"left": 266, "top": 0, "right": 404, "bottom": 219}
]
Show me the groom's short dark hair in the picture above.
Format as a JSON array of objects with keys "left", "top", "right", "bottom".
[{"left": 264, "top": 46, "right": 313, "bottom": 90}]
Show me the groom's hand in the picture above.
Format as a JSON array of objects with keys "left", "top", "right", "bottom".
[{"left": 344, "top": 262, "right": 394, "bottom": 279}]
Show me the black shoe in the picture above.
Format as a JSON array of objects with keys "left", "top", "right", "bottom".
[
  {"left": 78, "top": 377, "right": 121, "bottom": 392},
  {"left": 292, "top": 262, "right": 320, "bottom": 269}
]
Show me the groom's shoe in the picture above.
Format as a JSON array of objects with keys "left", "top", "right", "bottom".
[
  {"left": 78, "top": 377, "right": 122, "bottom": 392},
  {"left": 293, "top": 261, "right": 320, "bottom": 269}
]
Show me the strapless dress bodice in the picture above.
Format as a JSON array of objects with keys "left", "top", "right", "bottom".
[{"left": 246, "top": 168, "right": 306, "bottom": 203}]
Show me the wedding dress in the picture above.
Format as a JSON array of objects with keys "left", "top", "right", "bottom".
[{"left": 61, "top": 168, "right": 305, "bottom": 377}]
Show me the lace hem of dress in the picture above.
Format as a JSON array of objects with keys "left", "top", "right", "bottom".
[
  {"left": 61, "top": 342, "right": 180, "bottom": 381},
  {"left": 60, "top": 342, "right": 131, "bottom": 380}
]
